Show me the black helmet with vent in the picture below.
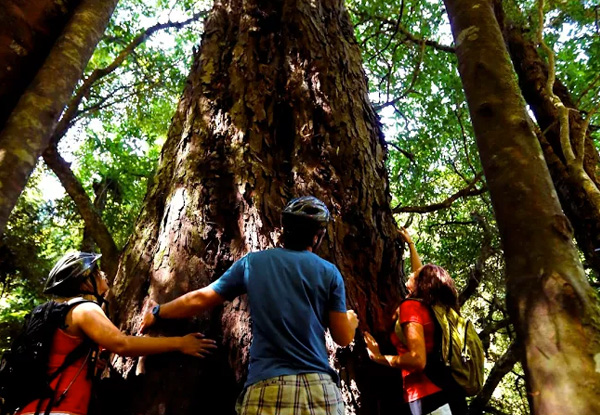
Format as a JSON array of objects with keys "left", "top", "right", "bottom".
[
  {"left": 282, "top": 196, "right": 331, "bottom": 225},
  {"left": 44, "top": 252, "right": 102, "bottom": 297}
]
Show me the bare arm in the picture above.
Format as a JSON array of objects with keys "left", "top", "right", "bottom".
[
  {"left": 73, "top": 303, "right": 216, "bottom": 357},
  {"left": 158, "top": 287, "right": 225, "bottom": 319},
  {"left": 398, "top": 227, "right": 423, "bottom": 272},
  {"left": 140, "top": 287, "right": 226, "bottom": 333},
  {"left": 363, "top": 322, "right": 427, "bottom": 371},
  {"left": 329, "top": 310, "right": 359, "bottom": 347}
]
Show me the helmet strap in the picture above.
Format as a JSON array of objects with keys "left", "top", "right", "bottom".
[
  {"left": 87, "top": 273, "right": 109, "bottom": 311},
  {"left": 311, "top": 229, "right": 326, "bottom": 251}
]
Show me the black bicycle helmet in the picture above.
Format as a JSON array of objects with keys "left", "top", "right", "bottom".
[
  {"left": 44, "top": 252, "right": 102, "bottom": 297},
  {"left": 282, "top": 196, "right": 331, "bottom": 224}
]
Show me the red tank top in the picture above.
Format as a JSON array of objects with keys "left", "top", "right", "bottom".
[
  {"left": 391, "top": 300, "right": 442, "bottom": 403},
  {"left": 18, "top": 329, "right": 93, "bottom": 415}
]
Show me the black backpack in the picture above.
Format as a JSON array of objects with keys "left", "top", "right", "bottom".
[{"left": 0, "top": 299, "right": 92, "bottom": 415}]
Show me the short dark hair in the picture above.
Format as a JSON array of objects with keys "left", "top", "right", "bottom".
[
  {"left": 281, "top": 216, "right": 325, "bottom": 251},
  {"left": 409, "top": 264, "right": 459, "bottom": 311}
]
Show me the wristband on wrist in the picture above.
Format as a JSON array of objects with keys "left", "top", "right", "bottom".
[{"left": 152, "top": 304, "right": 162, "bottom": 320}]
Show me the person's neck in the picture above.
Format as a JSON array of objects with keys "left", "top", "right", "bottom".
[{"left": 282, "top": 245, "right": 312, "bottom": 252}]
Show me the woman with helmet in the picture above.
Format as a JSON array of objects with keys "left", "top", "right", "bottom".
[
  {"left": 141, "top": 196, "right": 359, "bottom": 415},
  {"left": 17, "top": 252, "right": 217, "bottom": 415},
  {"left": 362, "top": 228, "right": 466, "bottom": 415}
]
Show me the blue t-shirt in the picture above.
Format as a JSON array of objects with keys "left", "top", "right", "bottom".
[{"left": 208, "top": 247, "right": 347, "bottom": 387}]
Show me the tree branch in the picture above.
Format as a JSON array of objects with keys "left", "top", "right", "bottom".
[
  {"left": 468, "top": 341, "right": 521, "bottom": 415},
  {"left": 575, "top": 73, "right": 600, "bottom": 107},
  {"left": 350, "top": 8, "right": 455, "bottom": 53},
  {"left": 577, "top": 106, "right": 599, "bottom": 162},
  {"left": 393, "top": 172, "right": 486, "bottom": 213},
  {"left": 478, "top": 318, "right": 510, "bottom": 352},
  {"left": 454, "top": 107, "right": 478, "bottom": 177},
  {"left": 459, "top": 212, "right": 495, "bottom": 305},
  {"left": 386, "top": 141, "right": 416, "bottom": 162},
  {"left": 374, "top": 40, "right": 426, "bottom": 111},
  {"left": 427, "top": 220, "right": 477, "bottom": 228},
  {"left": 51, "top": 12, "right": 206, "bottom": 145},
  {"left": 534, "top": 0, "right": 600, "bottom": 210},
  {"left": 535, "top": 0, "right": 580, "bottom": 167},
  {"left": 43, "top": 145, "right": 120, "bottom": 279},
  {"left": 397, "top": 25, "right": 455, "bottom": 53}
]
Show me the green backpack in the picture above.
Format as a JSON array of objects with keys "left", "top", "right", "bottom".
[{"left": 395, "top": 300, "right": 485, "bottom": 396}]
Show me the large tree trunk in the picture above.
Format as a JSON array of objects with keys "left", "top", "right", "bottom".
[
  {"left": 441, "top": 0, "right": 600, "bottom": 414},
  {"left": 0, "top": 0, "right": 80, "bottom": 130},
  {"left": 504, "top": 24, "right": 600, "bottom": 278},
  {"left": 103, "top": 1, "right": 406, "bottom": 414},
  {"left": 0, "top": 0, "right": 118, "bottom": 235}
]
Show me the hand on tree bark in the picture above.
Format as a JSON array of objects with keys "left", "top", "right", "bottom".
[
  {"left": 140, "top": 300, "right": 158, "bottom": 334},
  {"left": 398, "top": 227, "right": 413, "bottom": 244},
  {"left": 363, "top": 332, "right": 382, "bottom": 359},
  {"left": 177, "top": 333, "right": 217, "bottom": 358}
]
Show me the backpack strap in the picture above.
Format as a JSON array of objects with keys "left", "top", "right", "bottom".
[
  {"left": 47, "top": 340, "right": 92, "bottom": 381},
  {"left": 33, "top": 299, "right": 95, "bottom": 415},
  {"left": 59, "top": 298, "right": 93, "bottom": 330},
  {"left": 394, "top": 298, "right": 424, "bottom": 344}
]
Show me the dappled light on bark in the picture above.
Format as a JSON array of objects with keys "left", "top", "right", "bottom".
[{"left": 101, "top": 1, "right": 406, "bottom": 414}]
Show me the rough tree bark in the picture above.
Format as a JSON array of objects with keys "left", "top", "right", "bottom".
[
  {"left": 102, "top": 1, "right": 407, "bottom": 414},
  {"left": 0, "top": 0, "right": 119, "bottom": 235},
  {"left": 503, "top": 24, "right": 600, "bottom": 277},
  {"left": 0, "top": 0, "right": 80, "bottom": 129},
  {"left": 442, "top": 0, "right": 600, "bottom": 413}
]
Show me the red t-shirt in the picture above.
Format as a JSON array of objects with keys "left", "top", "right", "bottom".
[
  {"left": 18, "top": 329, "right": 92, "bottom": 415},
  {"left": 390, "top": 299, "right": 441, "bottom": 403}
]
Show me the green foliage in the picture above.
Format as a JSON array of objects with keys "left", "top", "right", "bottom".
[
  {"left": 0, "top": 169, "right": 79, "bottom": 352},
  {"left": 0, "top": 0, "right": 208, "bottom": 349},
  {"left": 63, "top": 0, "right": 210, "bottom": 248}
]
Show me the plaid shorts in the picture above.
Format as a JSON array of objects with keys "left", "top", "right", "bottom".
[{"left": 235, "top": 373, "right": 345, "bottom": 415}]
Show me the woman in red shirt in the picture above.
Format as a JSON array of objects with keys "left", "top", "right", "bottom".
[
  {"left": 363, "top": 228, "right": 466, "bottom": 415},
  {"left": 18, "top": 252, "right": 217, "bottom": 415}
]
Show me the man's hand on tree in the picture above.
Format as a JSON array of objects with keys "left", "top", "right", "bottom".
[{"left": 140, "top": 299, "right": 158, "bottom": 334}]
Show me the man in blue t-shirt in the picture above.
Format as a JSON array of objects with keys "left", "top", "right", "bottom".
[{"left": 141, "top": 196, "right": 359, "bottom": 415}]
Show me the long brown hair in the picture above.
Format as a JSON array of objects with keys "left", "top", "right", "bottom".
[{"left": 409, "top": 264, "right": 459, "bottom": 312}]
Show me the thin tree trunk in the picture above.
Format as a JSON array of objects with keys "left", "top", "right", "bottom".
[
  {"left": 0, "top": 0, "right": 80, "bottom": 129},
  {"left": 441, "top": 0, "right": 600, "bottom": 413},
  {"left": 102, "top": 1, "right": 406, "bottom": 414},
  {"left": 43, "top": 146, "right": 119, "bottom": 278},
  {"left": 80, "top": 179, "right": 110, "bottom": 253},
  {"left": 0, "top": 0, "right": 119, "bottom": 235},
  {"left": 504, "top": 24, "right": 600, "bottom": 277}
]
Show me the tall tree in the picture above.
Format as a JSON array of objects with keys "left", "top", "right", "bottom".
[
  {"left": 442, "top": 0, "right": 600, "bottom": 413},
  {"left": 503, "top": 21, "right": 600, "bottom": 277},
  {"left": 103, "top": 0, "right": 406, "bottom": 414},
  {"left": 0, "top": 0, "right": 118, "bottom": 235},
  {"left": 0, "top": 0, "right": 79, "bottom": 129}
]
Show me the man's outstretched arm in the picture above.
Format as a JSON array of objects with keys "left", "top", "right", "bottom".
[{"left": 141, "top": 287, "right": 225, "bottom": 332}]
